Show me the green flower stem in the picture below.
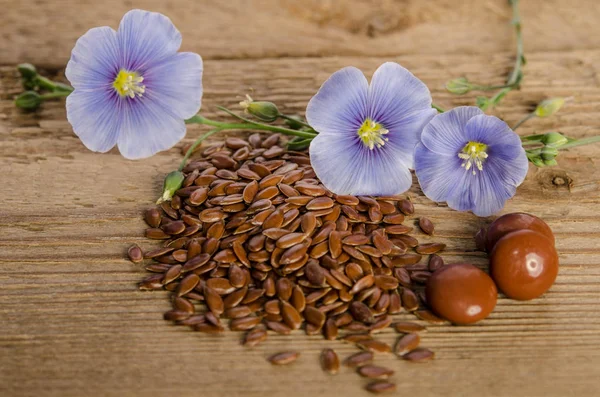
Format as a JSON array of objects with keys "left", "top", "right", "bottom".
[
  {"left": 491, "top": 0, "right": 524, "bottom": 103},
  {"left": 432, "top": 103, "right": 445, "bottom": 113},
  {"left": 512, "top": 112, "right": 535, "bottom": 130},
  {"left": 476, "top": 0, "right": 524, "bottom": 109},
  {"left": 277, "top": 113, "right": 313, "bottom": 129},
  {"left": 186, "top": 114, "right": 318, "bottom": 139},
  {"left": 471, "top": 83, "right": 519, "bottom": 91},
  {"left": 53, "top": 82, "right": 75, "bottom": 92},
  {"left": 35, "top": 76, "right": 75, "bottom": 93},
  {"left": 40, "top": 91, "right": 71, "bottom": 100},
  {"left": 506, "top": 0, "right": 524, "bottom": 88},
  {"left": 520, "top": 139, "right": 540, "bottom": 146},
  {"left": 178, "top": 128, "right": 222, "bottom": 171},
  {"left": 35, "top": 75, "right": 59, "bottom": 91},
  {"left": 557, "top": 135, "right": 600, "bottom": 150}
]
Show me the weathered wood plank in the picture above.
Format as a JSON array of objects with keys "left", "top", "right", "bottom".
[
  {"left": 1, "top": 51, "right": 600, "bottom": 397},
  {"left": 3, "top": 0, "right": 600, "bottom": 67}
]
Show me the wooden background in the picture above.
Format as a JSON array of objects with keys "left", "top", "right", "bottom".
[{"left": 1, "top": 1, "right": 600, "bottom": 396}]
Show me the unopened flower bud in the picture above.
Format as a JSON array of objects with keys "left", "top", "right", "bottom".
[
  {"left": 17, "top": 63, "right": 38, "bottom": 80},
  {"left": 239, "top": 95, "right": 279, "bottom": 122},
  {"left": 15, "top": 91, "right": 42, "bottom": 110},
  {"left": 157, "top": 170, "right": 185, "bottom": 204},
  {"left": 530, "top": 156, "right": 545, "bottom": 168},
  {"left": 541, "top": 132, "right": 568, "bottom": 148},
  {"left": 534, "top": 97, "right": 565, "bottom": 118},
  {"left": 543, "top": 158, "right": 558, "bottom": 167},
  {"left": 446, "top": 77, "right": 472, "bottom": 95},
  {"left": 540, "top": 146, "right": 559, "bottom": 161}
]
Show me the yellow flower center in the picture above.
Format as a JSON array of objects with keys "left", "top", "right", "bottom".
[
  {"left": 113, "top": 70, "right": 145, "bottom": 98},
  {"left": 458, "top": 141, "right": 488, "bottom": 175},
  {"left": 357, "top": 119, "right": 389, "bottom": 150}
]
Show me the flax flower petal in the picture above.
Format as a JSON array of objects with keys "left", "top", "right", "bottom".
[
  {"left": 66, "top": 89, "right": 121, "bottom": 153},
  {"left": 414, "top": 143, "right": 463, "bottom": 203},
  {"left": 310, "top": 133, "right": 413, "bottom": 196},
  {"left": 143, "top": 52, "right": 203, "bottom": 120},
  {"left": 420, "top": 106, "right": 483, "bottom": 156},
  {"left": 368, "top": 62, "right": 436, "bottom": 168},
  {"left": 117, "top": 10, "right": 182, "bottom": 71},
  {"left": 306, "top": 66, "right": 369, "bottom": 136},
  {"left": 65, "top": 27, "right": 120, "bottom": 89},
  {"left": 116, "top": 99, "right": 186, "bottom": 160}
]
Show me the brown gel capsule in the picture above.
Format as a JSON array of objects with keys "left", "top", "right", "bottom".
[
  {"left": 425, "top": 263, "right": 497, "bottom": 325},
  {"left": 490, "top": 230, "right": 559, "bottom": 301},
  {"left": 485, "top": 213, "right": 554, "bottom": 252}
]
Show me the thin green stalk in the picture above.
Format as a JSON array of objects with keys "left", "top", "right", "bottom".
[
  {"left": 178, "top": 128, "right": 222, "bottom": 171},
  {"left": 34, "top": 76, "right": 75, "bottom": 93},
  {"left": 506, "top": 0, "right": 524, "bottom": 87},
  {"left": 479, "top": 0, "right": 524, "bottom": 109},
  {"left": 520, "top": 139, "right": 540, "bottom": 146},
  {"left": 277, "top": 113, "right": 313, "bottom": 129},
  {"left": 471, "top": 83, "right": 519, "bottom": 91},
  {"left": 512, "top": 112, "right": 535, "bottom": 130},
  {"left": 40, "top": 91, "right": 71, "bottom": 100},
  {"left": 186, "top": 113, "right": 317, "bottom": 140},
  {"left": 557, "top": 135, "right": 600, "bottom": 150}
]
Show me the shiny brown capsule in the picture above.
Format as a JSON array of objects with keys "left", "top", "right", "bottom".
[
  {"left": 490, "top": 230, "right": 559, "bottom": 300},
  {"left": 426, "top": 263, "right": 497, "bottom": 324},
  {"left": 485, "top": 212, "right": 555, "bottom": 252}
]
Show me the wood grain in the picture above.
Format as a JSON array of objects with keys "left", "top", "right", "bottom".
[
  {"left": 3, "top": 0, "right": 600, "bottom": 67},
  {"left": 2, "top": 6, "right": 600, "bottom": 396}
]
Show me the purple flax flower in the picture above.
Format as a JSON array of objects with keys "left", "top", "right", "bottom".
[
  {"left": 306, "top": 62, "right": 436, "bottom": 195},
  {"left": 66, "top": 9, "right": 203, "bottom": 159},
  {"left": 414, "top": 106, "right": 529, "bottom": 217}
]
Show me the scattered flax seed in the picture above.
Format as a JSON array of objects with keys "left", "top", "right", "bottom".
[
  {"left": 402, "top": 348, "right": 435, "bottom": 362},
  {"left": 357, "top": 365, "right": 395, "bottom": 379},
  {"left": 343, "top": 351, "right": 374, "bottom": 368},
  {"left": 134, "top": 134, "right": 451, "bottom": 394},
  {"left": 268, "top": 351, "right": 300, "bottom": 365},
  {"left": 418, "top": 217, "right": 435, "bottom": 235},
  {"left": 320, "top": 348, "right": 340, "bottom": 375},
  {"left": 366, "top": 381, "right": 397, "bottom": 394},
  {"left": 127, "top": 244, "right": 144, "bottom": 263}
]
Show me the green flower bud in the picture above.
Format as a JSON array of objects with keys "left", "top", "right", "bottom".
[
  {"left": 284, "top": 115, "right": 306, "bottom": 130},
  {"left": 445, "top": 77, "right": 472, "bottom": 95},
  {"left": 540, "top": 146, "right": 559, "bottom": 161},
  {"left": 17, "top": 63, "right": 38, "bottom": 80},
  {"left": 541, "top": 132, "right": 568, "bottom": 148},
  {"left": 530, "top": 156, "right": 545, "bottom": 168},
  {"left": 534, "top": 97, "right": 565, "bottom": 118},
  {"left": 157, "top": 170, "right": 185, "bottom": 204},
  {"left": 15, "top": 91, "right": 42, "bottom": 110},
  {"left": 239, "top": 95, "right": 279, "bottom": 122},
  {"left": 543, "top": 158, "right": 558, "bottom": 167}
]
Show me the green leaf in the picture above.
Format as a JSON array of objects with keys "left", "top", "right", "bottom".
[{"left": 476, "top": 96, "right": 491, "bottom": 110}]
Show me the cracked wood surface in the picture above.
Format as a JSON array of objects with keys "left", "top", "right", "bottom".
[{"left": 1, "top": 1, "right": 600, "bottom": 396}]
